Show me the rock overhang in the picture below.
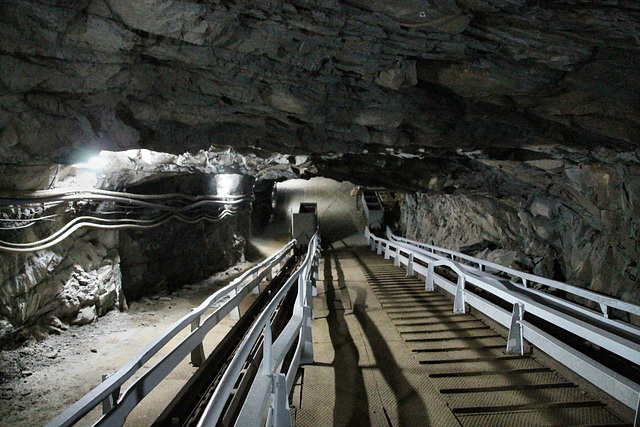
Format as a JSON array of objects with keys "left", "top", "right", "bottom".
[{"left": 0, "top": 0, "right": 637, "bottom": 192}]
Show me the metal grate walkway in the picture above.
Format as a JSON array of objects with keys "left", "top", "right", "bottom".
[{"left": 292, "top": 244, "right": 632, "bottom": 427}]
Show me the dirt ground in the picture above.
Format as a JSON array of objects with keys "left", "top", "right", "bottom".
[
  {"left": 0, "top": 177, "right": 361, "bottom": 427},
  {"left": 0, "top": 260, "right": 266, "bottom": 427}
]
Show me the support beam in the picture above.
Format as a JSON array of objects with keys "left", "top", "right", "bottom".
[
  {"left": 453, "top": 275, "right": 465, "bottom": 314},
  {"left": 507, "top": 302, "right": 525, "bottom": 355}
]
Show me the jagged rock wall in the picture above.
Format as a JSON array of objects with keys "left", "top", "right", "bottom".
[
  {"left": 0, "top": 215, "right": 250, "bottom": 346},
  {"left": 400, "top": 159, "right": 640, "bottom": 306},
  {"left": 0, "top": 229, "right": 123, "bottom": 346},
  {"left": 119, "top": 214, "right": 250, "bottom": 300},
  {"left": 0, "top": 171, "right": 253, "bottom": 347}
]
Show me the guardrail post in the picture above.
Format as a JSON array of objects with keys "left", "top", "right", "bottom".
[
  {"left": 252, "top": 272, "right": 261, "bottom": 295},
  {"left": 263, "top": 322, "right": 272, "bottom": 375},
  {"left": 301, "top": 304, "right": 314, "bottom": 364},
  {"left": 406, "top": 253, "right": 414, "bottom": 277},
  {"left": 600, "top": 303, "right": 609, "bottom": 319},
  {"left": 384, "top": 242, "right": 390, "bottom": 260},
  {"left": 190, "top": 314, "right": 206, "bottom": 367},
  {"left": 230, "top": 288, "right": 241, "bottom": 321},
  {"left": 425, "top": 262, "right": 434, "bottom": 292},
  {"left": 101, "top": 374, "right": 120, "bottom": 415},
  {"left": 453, "top": 275, "right": 466, "bottom": 314},
  {"left": 272, "top": 373, "right": 292, "bottom": 427},
  {"left": 507, "top": 302, "right": 525, "bottom": 355},
  {"left": 394, "top": 247, "right": 400, "bottom": 267},
  {"left": 370, "top": 238, "right": 375, "bottom": 251},
  {"left": 377, "top": 240, "right": 382, "bottom": 255}
]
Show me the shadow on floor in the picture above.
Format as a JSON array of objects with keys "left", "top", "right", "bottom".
[
  {"left": 324, "top": 242, "right": 431, "bottom": 426},
  {"left": 351, "top": 261, "right": 431, "bottom": 427},
  {"left": 323, "top": 246, "right": 371, "bottom": 426}
]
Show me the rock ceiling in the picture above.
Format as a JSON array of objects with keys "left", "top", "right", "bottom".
[{"left": 0, "top": 0, "right": 639, "bottom": 191}]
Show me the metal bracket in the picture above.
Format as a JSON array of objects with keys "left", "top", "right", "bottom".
[
  {"left": 425, "top": 262, "right": 434, "bottom": 292},
  {"left": 406, "top": 253, "right": 414, "bottom": 277},
  {"left": 230, "top": 288, "right": 241, "bottom": 321},
  {"left": 507, "top": 302, "right": 525, "bottom": 355},
  {"left": 252, "top": 272, "right": 261, "bottom": 295},
  {"left": 101, "top": 374, "right": 120, "bottom": 415},
  {"left": 600, "top": 303, "right": 609, "bottom": 319},
  {"left": 301, "top": 305, "right": 314, "bottom": 365},
  {"left": 634, "top": 393, "right": 640, "bottom": 427},
  {"left": 453, "top": 275, "right": 466, "bottom": 314},
  {"left": 190, "top": 315, "right": 206, "bottom": 367},
  {"left": 271, "top": 373, "right": 292, "bottom": 427}
]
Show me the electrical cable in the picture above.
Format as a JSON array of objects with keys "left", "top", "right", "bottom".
[{"left": 0, "top": 190, "right": 253, "bottom": 253}]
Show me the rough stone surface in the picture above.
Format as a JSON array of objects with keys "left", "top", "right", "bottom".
[
  {"left": 0, "top": 0, "right": 637, "bottom": 167},
  {"left": 0, "top": 229, "right": 123, "bottom": 346},
  {"left": 399, "top": 154, "right": 640, "bottom": 307},
  {"left": 0, "top": 1, "right": 639, "bottom": 328},
  {"left": 0, "top": 170, "right": 251, "bottom": 345},
  {"left": 119, "top": 215, "right": 249, "bottom": 300}
]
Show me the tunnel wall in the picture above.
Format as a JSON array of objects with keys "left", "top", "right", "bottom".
[
  {"left": 0, "top": 229, "right": 123, "bottom": 345},
  {"left": 0, "top": 173, "right": 253, "bottom": 347},
  {"left": 0, "top": 216, "right": 249, "bottom": 347},
  {"left": 400, "top": 162, "right": 640, "bottom": 311},
  {"left": 119, "top": 213, "right": 250, "bottom": 300}
]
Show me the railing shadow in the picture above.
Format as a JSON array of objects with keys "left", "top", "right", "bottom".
[
  {"left": 352, "top": 286, "right": 431, "bottom": 426},
  {"left": 357, "top": 245, "right": 586, "bottom": 425},
  {"left": 323, "top": 245, "right": 371, "bottom": 426}
]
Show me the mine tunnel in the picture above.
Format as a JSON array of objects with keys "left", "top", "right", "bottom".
[{"left": 1, "top": 1, "right": 640, "bottom": 426}]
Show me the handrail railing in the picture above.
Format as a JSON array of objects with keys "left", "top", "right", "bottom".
[
  {"left": 386, "top": 227, "right": 640, "bottom": 320},
  {"left": 46, "top": 239, "right": 296, "bottom": 427},
  {"left": 198, "top": 231, "right": 321, "bottom": 427},
  {"left": 365, "top": 227, "right": 640, "bottom": 416}
]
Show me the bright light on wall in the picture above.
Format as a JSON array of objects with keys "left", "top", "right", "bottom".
[
  {"left": 72, "top": 156, "right": 106, "bottom": 170},
  {"left": 215, "top": 174, "right": 237, "bottom": 196}
]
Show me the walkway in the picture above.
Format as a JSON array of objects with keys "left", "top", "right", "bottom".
[{"left": 291, "top": 239, "right": 632, "bottom": 427}]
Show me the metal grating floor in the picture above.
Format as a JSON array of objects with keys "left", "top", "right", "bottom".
[{"left": 291, "top": 244, "right": 633, "bottom": 426}]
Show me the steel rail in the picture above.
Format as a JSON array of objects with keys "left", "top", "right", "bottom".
[
  {"left": 386, "top": 236, "right": 640, "bottom": 339},
  {"left": 197, "top": 232, "right": 320, "bottom": 427},
  {"left": 366, "top": 228, "right": 640, "bottom": 415},
  {"left": 44, "top": 239, "right": 296, "bottom": 427}
]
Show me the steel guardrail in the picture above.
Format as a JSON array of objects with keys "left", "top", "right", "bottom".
[
  {"left": 385, "top": 227, "right": 640, "bottom": 320},
  {"left": 197, "top": 231, "right": 320, "bottom": 427},
  {"left": 365, "top": 227, "right": 640, "bottom": 418},
  {"left": 45, "top": 239, "right": 296, "bottom": 427}
]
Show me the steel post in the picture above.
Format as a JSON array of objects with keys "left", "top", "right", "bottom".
[
  {"left": 190, "top": 315, "right": 206, "bottom": 367},
  {"left": 453, "top": 275, "right": 466, "bottom": 314},
  {"left": 507, "top": 302, "right": 525, "bottom": 355}
]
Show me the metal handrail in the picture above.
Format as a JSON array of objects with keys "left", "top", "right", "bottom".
[
  {"left": 365, "top": 227, "right": 640, "bottom": 413},
  {"left": 198, "top": 231, "right": 320, "bottom": 427},
  {"left": 45, "top": 239, "right": 296, "bottom": 427},
  {"left": 386, "top": 227, "right": 640, "bottom": 319}
]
